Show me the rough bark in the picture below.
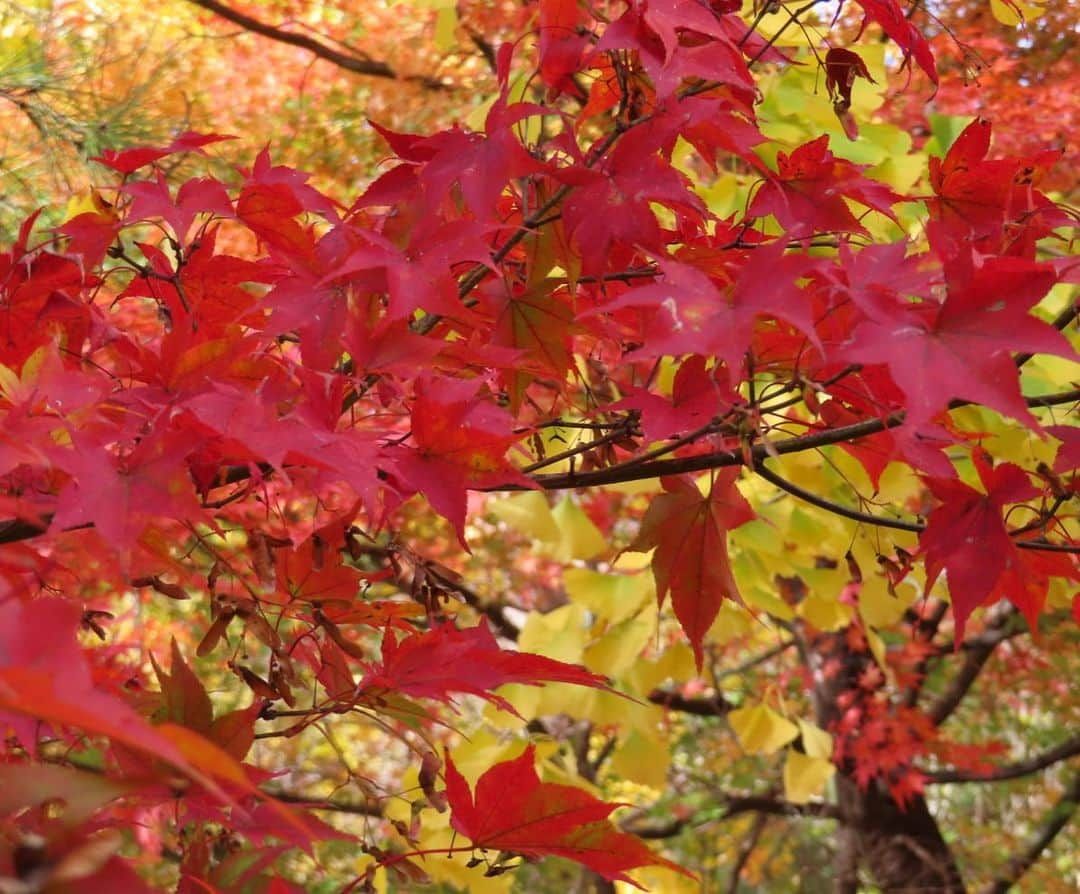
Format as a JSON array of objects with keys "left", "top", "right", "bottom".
[{"left": 836, "top": 776, "right": 966, "bottom": 893}]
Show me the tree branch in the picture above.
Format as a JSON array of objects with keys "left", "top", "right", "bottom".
[
  {"left": 511, "top": 388, "right": 1080, "bottom": 493},
  {"left": 979, "top": 771, "right": 1080, "bottom": 894},
  {"left": 265, "top": 788, "right": 382, "bottom": 816},
  {"left": 720, "top": 794, "right": 843, "bottom": 821},
  {"left": 926, "top": 734, "right": 1080, "bottom": 785},
  {"left": 725, "top": 810, "right": 770, "bottom": 894},
  {"left": 648, "top": 688, "right": 731, "bottom": 716},
  {"left": 2, "top": 389, "right": 1077, "bottom": 549},
  {"left": 927, "top": 605, "right": 1019, "bottom": 726},
  {"left": 185, "top": 0, "right": 449, "bottom": 90}
]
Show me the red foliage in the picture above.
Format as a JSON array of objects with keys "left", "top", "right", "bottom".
[{"left": 0, "top": 1, "right": 1076, "bottom": 889}]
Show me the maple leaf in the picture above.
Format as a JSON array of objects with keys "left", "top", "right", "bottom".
[
  {"left": 537, "top": 0, "right": 590, "bottom": 95},
  {"left": 445, "top": 745, "right": 691, "bottom": 886},
  {"left": 838, "top": 248, "right": 1073, "bottom": 430},
  {"left": 927, "top": 118, "right": 1063, "bottom": 254},
  {"left": 358, "top": 620, "right": 609, "bottom": 715},
  {"left": 921, "top": 451, "right": 1079, "bottom": 640},
  {"left": 124, "top": 172, "right": 234, "bottom": 242},
  {"left": 91, "top": 132, "right": 234, "bottom": 175},
  {"left": 851, "top": 0, "right": 937, "bottom": 84},
  {"left": 0, "top": 599, "right": 199, "bottom": 778},
  {"left": 612, "top": 354, "right": 739, "bottom": 444},
  {"left": 629, "top": 472, "right": 755, "bottom": 668},
  {"left": 393, "top": 375, "right": 534, "bottom": 543},
  {"left": 588, "top": 240, "right": 819, "bottom": 375},
  {"left": 561, "top": 126, "right": 706, "bottom": 275},
  {"left": 824, "top": 48, "right": 876, "bottom": 140},
  {"left": 151, "top": 639, "right": 214, "bottom": 737},
  {"left": 487, "top": 277, "right": 576, "bottom": 412},
  {"left": 747, "top": 135, "right": 901, "bottom": 238},
  {"left": 595, "top": 0, "right": 753, "bottom": 98},
  {"left": 371, "top": 100, "right": 547, "bottom": 219}
]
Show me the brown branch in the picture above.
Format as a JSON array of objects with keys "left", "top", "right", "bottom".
[
  {"left": 979, "top": 771, "right": 1080, "bottom": 894},
  {"left": 185, "top": 0, "right": 449, "bottom": 90},
  {"left": 648, "top": 687, "right": 731, "bottom": 717},
  {"left": 718, "top": 639, "right": 796, "bottom": 680},
  {"left": 926, "top": 734, "right": 1080, "bottom": 785},
  {"left": 753, "top": 460, "right": 923, "bottom": 534},
  {"left": 720, "top": 794, "right": 842, "bottom": 821},
  {"left": 754, "top": 460, "right": 1078, "bottom": 552},
  {"left": 510, "top": 388, "right": 1080, "bottom": 492},
  {"left": 265, "top": 788, "right": 382, "bottom": 817},
  {"left": 927, "top": 605, "right": 1019, "bottom": 727},
  {"left": 621, "top": 793, "right": 840, "bottom": 841},
  {"left": 3, "top": 391, "right": 1078, "bottom": 548},
  {"left": 726, "top": 811, "right": 770, "bottom": 894}
]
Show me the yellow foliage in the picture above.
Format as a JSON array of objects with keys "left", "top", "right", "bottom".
[
  {"left": 798, "top": 591, "right": 854, "bottom": 632},
  {"left": 728, "top": 703, "right": 799, "bottom": 755},
  {"left": 564, "top": 567, "right": 654, "bottom": 624},
  {"left": 611, "top": 727, "right": 670, "bottom": 791},
  {"left": 989, "top": 0, "right": 1047, "bottom": 26},
  {"left": 584, "top": 605, "right": 659, "bottom": 678},
  {"left": 550, "top": 496, "right": 608, "bottom": 560},
  {"left": 783, "top": 750, "right": 835, "bottom": 804},
  {"left": 518, "top": 603, "right": 588, "bottom": 663},
  {"left": 797, "top": 719, "right": 833, "bottom": 760},
  {"left": 487, "top": 491, "right": 560, "bottom": 542}
]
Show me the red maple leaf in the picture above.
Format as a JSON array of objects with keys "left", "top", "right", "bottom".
[
  {"left": 358, "top": 621, "right": 610, "bottom": 716},
  {"left": 445, "top": 745, "right": 692, "bottom": 886},
  {"left": 629, "top": 472, "right": 755, "bottom": 668},
  {"left": 851, "top": 0, "right": 937, "bottom": 84},
  {"left": 91, "top": 132, "right": 233, "bottom": 175},
  {"left": 747, "top": 135, "right": 901, "bottom": 238},
  {"left": 927, "top": 118, "right": 1065, "bottom": 254},
  {"left": 612, "top": 354, "right": 738, "bottom": 444},
  {"left": 49, "top": 429, "right": 209, "bottom": 559},
  {"left": 921, "top": 451, "right": 1079, "bottom": 640},
  {"left": 0, "top": 600, "right": 195, "bottom": 774},
  {"left": 838, "top": 248, "right": 1073, "bottom": 430},
  {"left": 537, "top": 0, "right": 590, "bottom": 96},
  {"left": 393, "top": 375, "right": 533, "bottom": 543}
]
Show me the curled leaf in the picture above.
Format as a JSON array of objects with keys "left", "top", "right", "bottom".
[{"left": 825, "top": 48, "right": 875, "bottom": 140}]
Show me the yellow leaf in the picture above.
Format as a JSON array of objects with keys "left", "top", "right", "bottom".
[
  {"left": 866, "top": 627, "right": 887, "bottom": 670},
  {"left": 433, "top": 5, "right": 457, "bottom": 50},
  {"left": 564, "top": 567, "right": 653, "bottom": 623},
  {"left": 783, "top": 750, "right": 835, "bottom": 804},
  {"left": 624, "top": 643, "right": 696, "bottom": 695},
  {"left": 706, "top": 600, "right": 753, "bottom": 644},
  {"left": 518, "top": 603, "right": 588, "bottom": 663},
  {"left": 488, "top": 491, "right": 559, "bottom": 542},
  {"left": 533, "top": 680, "right": 600, "bottom": 720},
  {"left": 584, "top": 605, "right": 657, "bottom": 677},
  {"left": 550, "top": 496, "right": 607, "bottom": 560},
  {"left": 617, "top": 866, "right": 701, "bottom": 894},
  {"left": 611, "top": 727, "right": 669, "bottom": 790},
  {"left": 797, "top": 719, "right": 833, "bottom": 760},
  {"left": 858, "top": 576, "right": 911, "bottom": 628},
  {"left": 798, "top": 592, "right": 854, "bottom": 632},
  {"left": 989, "top": 0, "right": 1045, "bottom": 26},
  {"left": 728, "top": 703, "right": 798, "bottom": 755}
]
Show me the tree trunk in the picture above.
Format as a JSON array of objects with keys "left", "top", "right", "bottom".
[
  {"left": 837, "top": 776, "right": 966, "bottom": 893},
  {"left": 803, "top": 626, "right": 967, "bottom": 893}
]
